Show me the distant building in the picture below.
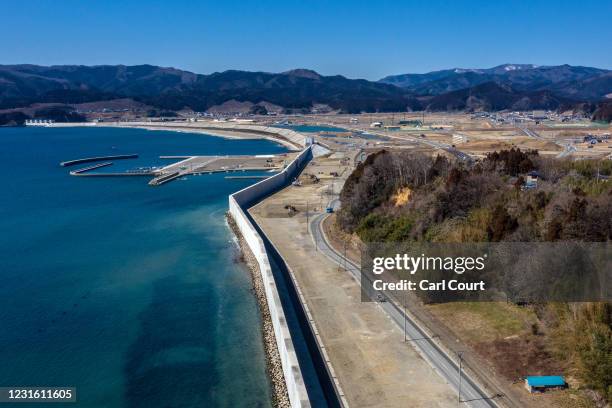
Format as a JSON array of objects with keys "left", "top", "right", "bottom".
[
  {"left": 525, "top": 170, "right": 540, "bottom": 188},
  {"left": 398, "top": 119, "right": 422, "bottom": 127},
  {"left": 524, "top": 376, "right": 567, "bottom": 393},
  {"left": 25, "top": 119, "right": 55, "bottom": 126}
]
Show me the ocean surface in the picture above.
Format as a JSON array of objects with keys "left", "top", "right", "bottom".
[{"left": 0, "top": 126, "right": 288, "bottom": 407}]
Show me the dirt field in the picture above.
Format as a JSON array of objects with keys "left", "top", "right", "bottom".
[
  {"left": 250, "top": 155, "right": 458, "bottom": 408},
  {"left": 259, "top": 112, "right": 611, "bottom": 159}
]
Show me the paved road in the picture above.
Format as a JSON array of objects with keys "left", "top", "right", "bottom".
[
  {"left": 375, "top": 130, "right": 473, "bottom": 162},
  {"left": 519, "top": 127, "right": 543, "bottom": 140},
  {"left": 520, "top": 126, "right": 576, "bottom": 158},
  {"left": 342, "top": 125, "right": 474, "bottom": 163},
  {"left": 309, "top": 203, "right": 499, "bottom": 408},
  {"left": 557, "top": 143, "right": 577, "bottom": 158}
]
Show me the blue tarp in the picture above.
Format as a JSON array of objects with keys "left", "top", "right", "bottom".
[{"left": 526, "top": 376, "right": 566, "bottom": 387}]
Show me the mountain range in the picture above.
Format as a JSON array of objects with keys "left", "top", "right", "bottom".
[
  {"left": 380, "top": 64, "right": 611, "bottom": 101},
  {"left": 0, "top": 65, "right": 417, "bottom": 114},
  {"left": 0, "top": 63, "right": 610, "bottom": 123}
]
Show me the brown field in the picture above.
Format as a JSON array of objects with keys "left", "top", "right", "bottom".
[{"left": 258, "top": 112, "right": 611, "bottom": 159}]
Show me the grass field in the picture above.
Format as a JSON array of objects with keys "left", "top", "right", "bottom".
[{"left": 427, "top": 302, "right": 536, "bottom": 343}]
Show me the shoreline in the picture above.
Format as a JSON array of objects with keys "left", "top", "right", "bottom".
[
  {"left": 36, "top": 122, "right": 302, "bottom": 151},
  {"left": 226, "top": 213, "right": 290, "bottom": 408}
]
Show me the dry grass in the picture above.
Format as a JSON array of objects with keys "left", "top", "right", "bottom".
[
  {"left": 429, "top": 302, "right": 569, "bottom": 391},
  {"left": 391, "top": 186, "right": 411, "bottom": 207},
  {"left": 428, "top": 302, "right": 535, "bottom": 343}
]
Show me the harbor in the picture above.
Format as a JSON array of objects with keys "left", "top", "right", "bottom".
[{"left": 62, "top": 152, "right": 296, "bottom": 186}]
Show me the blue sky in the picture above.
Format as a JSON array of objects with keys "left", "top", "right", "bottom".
[{"left": 2, "top": 0, "right": 610, "bottom": 79}]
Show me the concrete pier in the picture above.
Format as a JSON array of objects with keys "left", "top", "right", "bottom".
[{"left": 147, "top": 154, "right": 294, "bottom": 186}]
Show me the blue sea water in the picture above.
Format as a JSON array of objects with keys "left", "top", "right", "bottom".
[{"left": 0, "top": 127, "right": 287, "bottom": 407}]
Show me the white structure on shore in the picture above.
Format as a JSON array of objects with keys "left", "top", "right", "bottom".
[
  {"left": 452, "top": 133, "right": 469, "bottom": 144},
  {"left": 25, "top": 119, "right": 55, "bottom": 127},
  {"left": 229, "top": 147, "right": 314, "bottom": 407}
]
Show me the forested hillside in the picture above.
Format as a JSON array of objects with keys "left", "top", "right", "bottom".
[{"left": 337, "top": 149, "right": 612, "bottom": 403}]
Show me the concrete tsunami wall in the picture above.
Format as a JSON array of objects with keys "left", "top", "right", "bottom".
[
  {"left": 229, "top": 147, "right": 313, "bottom": 408},
  {"left": 200, "top": 123, "right": 307, "bottom": 149}
]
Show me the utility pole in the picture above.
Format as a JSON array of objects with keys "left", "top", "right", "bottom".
[
  {"left": 306, "top": 201, "right": 309, "bottom": 235},
  {"left": 404, "top": 289, "right": 407, "bottom": 342},
  {"left": 457, "top": 351, "right": 464, "bottom": 406}
]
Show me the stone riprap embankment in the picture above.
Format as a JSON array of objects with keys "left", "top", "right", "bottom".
[{"left": 226, "top": 214, "right": 290, "bottom": 408}]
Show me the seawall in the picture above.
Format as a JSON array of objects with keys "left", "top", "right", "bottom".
[{"left": 228, "top": 147, "right": 312, "bottom": 407}]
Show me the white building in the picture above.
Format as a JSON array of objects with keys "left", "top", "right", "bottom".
[{"left": 25, "top": 119, "right": 55, "bottom": 127}]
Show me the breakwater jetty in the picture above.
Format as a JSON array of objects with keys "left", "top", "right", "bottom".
[
  {"left": 69, "top": 162, "right": 113, "bottom": 175},
  {"left": 70, "top": 170, "right": 154, "bottom": 177},
  {"left": 149, "top": 172, "right": 180, "bottom": 186},
  {"left": 60, "top": 154, "right": 138, "bottom": 167}
]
